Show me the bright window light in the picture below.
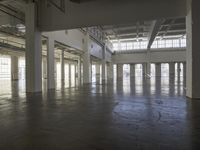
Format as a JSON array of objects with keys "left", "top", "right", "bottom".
[{"left": 112, "top": 36, "right": 186, "bottom": 51}]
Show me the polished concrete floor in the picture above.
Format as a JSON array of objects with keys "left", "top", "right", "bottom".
[{"left": 0, "top": 76, "right": 200, "bottom": 150}]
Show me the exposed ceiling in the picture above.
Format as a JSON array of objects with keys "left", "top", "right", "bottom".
[
  {"left": 101, "top": 21, "right": 151, "bottom": 41},
  {"left": 100, "top": 17, "right": 186, "bottom": 42},
  {"left": 0, "top": 0, "right": 186, "bottom": 51}
]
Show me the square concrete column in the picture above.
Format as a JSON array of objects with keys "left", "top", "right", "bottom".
[
  {"left": 54, "top": 60, "right": 57, "bottom": 80},
  {"left": 117, "top": 64, "right": 123, "bottom": 78},
  {"left": 155, "top": 63, "right": 161, "bottom": 77},
  {"left": 25, "top": 2, "right": 42, "bottom": 93},
  {"left": 186, "top": 0, "right": 200, "bottom": 98},
  {"left": 42, "top": 58, "right": 47, "bottom": 79},
  {"left": 169, "top": 62, "right": 175, "bottom": 76},
  {"left": 147, "top": 63, "right": 151, "bottom": 76},
  {"left": 75, "top": 64, "right": 78, "bottom": 78},
  {"left": 77, "top": 58, "right": 82, "bottom": 84},
  {"left": 60, "top": 50, "right": 65, "bottom": 81},
  {"left": 11, "top": 56, "right": 19, "bottom": 80},
  {"left": 47, "top": 37, "right": 55, "bottom": 89},
  {"left": 142, "top": 63, "right": 146, "bottom": 77},
  {"left": 102, "top": 62, "right": 106, "bottom": 80},
  {"left": 69, "top": 63, "right": 71, "bottom": 80},
  {"left": 83, "top": 33, "right": 91, "bottom": 83},
  {"left": 169, "top": 62, "right": 175, "bottom": 84},
  {"left": 130, "top": 64, "right": 135, "bottom": 77},
  {"left": 102, "top": 44, "right": 106, "bottom": 80},
  {"left": 146, "top": 50, "right": 151, "bottom": 76},
  {"left": 96, "top": 64, "right": 101, "bottom": 77},
  {"left": 142, "top": 63, "right": 151, "bottom": 77},
  {"left": 177, "top": 62, "right": 181, "bottom": 78},
  {"left": 107, "top": 62, "right": 113, "bottom": 79},
  {"left": 183, "top": 62, "right": 186, "bottom": 83}
]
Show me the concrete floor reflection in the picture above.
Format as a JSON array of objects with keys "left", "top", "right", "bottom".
[
  {"left": 1, "top": 76, "right": 200, "bottom": 150},
  {"left": 111, "top": 75, "right": 185, "bottom": 98},
  {"left": 0, "top": 75, "right": 186, "bottom": 104}
]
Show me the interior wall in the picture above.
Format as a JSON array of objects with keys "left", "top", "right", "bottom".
[
  {"left": 43, "top": 30, "right": 111, "bottom": 61},
  {"left": 112, "top": 49, "right": 186, "bottom": 64}
]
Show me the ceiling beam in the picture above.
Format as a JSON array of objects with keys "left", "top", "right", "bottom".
[
  {"left": 0, "top": 4, "right": 24, "bottom": 22},
  {"left": 147, "top": 19, "right": 164, "bottom": 49},
  {"left": 158, "top": 29, "right": 186, "bottom": 34},
  {"left": 160, "top": 19, "right": 176, "bottom": 38},
  {"left": 107, "top": 32, "right": 148, "bottom": 37},
  {"left": 102, "top": 25, "right": 146, "bottom": 32}
]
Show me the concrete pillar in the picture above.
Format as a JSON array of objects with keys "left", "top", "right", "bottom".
[
  {"left": 183, "top": 62, "right": 186, "bottom": 84},
  {"left": 83, "top": 33, "right": 91, "bottom": 83},
  {"left": 169, "top": 62, "right": 175, "bottom": 76},
  {"left": 77, "top": 58, "right": 81, "bottom": 84},
  {"left": 60, "top": 50, "right": 65, "bottom": 80},
  {"left": 69, "top": 63, "right": 71, "bottom": 80},
  {"left": 102, "top": 44, "right": 106, "bottom": 80},
  {"left": 47, "top": 37, "right": 55, "bottom": 89},
  {"left": 146, "top": 50, "right": 151, "bottom": 76},
  {"left": 142, "top": 63, "right": 146, "bottom": 77},
  {"left": 117, "top": 64, "right": 123, "bottom": 78},
  {"left": 25, "top": 2, "right": 42, "bottom": 92},
  {"left": 11, "top": 56, "right": 19, "bottom": 80},
  {"left": 177, "top": 63, "right": 181, "bottom": 78},
  {"left": 75, "top": 64, "right": 78, "bottom": 85},
  {"left": 102, "top": 62, "right": 106, "bottom": 80},
  {"left": 186, "top": 0, "right": 200, "bottom": 98},
  {"left": 130, "top": 64, "right": 135, "bottom": 77},
  {"left": 96, "top": 64, "right": 101, "bottom": 77},
  {"left": 145, "top": 63, "right": 151, "bottom": 77},
  {"left": 107, "top": 62, "right": 113, "bottom": 79},
  {"left": 146, "top": 63, "right": 151, "bottom": 76},
  {"left": 42, "top": 58, "right": 47, "bottom": 79},
  {"left": 169, "top": 62, "right": 175, "bottom": 84},
  {"left": 142, "top": 63, "right": 151, "bottom": 77},
  {"left": 155, "top": 63, "right": 161, "bottom": 77},
  {"left": 54, "top": 60, "right": 57, "bottom": 80},
  {"left": 95, "top": 63, "right": 101, "bottom": 82}
]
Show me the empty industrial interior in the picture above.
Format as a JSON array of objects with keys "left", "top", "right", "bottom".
[{"left": 0, "top": 0, "right": 200, "bottom": 150}]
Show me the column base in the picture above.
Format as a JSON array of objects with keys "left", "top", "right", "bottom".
[{"left": 12, "top": 79, "right": 19, "bottom": 81}]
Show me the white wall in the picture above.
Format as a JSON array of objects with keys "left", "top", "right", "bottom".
[
  {"left": 112, "top": 48, "right": 186, "bottom": 64},
  {"left": 88, "top": 38, "right": 103, "bottom": 59},
  {"left": 105, "top": 50, "right": 112, "bottom": 62},
  {"left": 43, "top": 30, "right": 111, "bottom": 60},
  {"left": 43, "top": 29, "right": 84, "bottom": 51}
]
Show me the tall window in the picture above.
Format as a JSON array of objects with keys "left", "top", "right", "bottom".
[
  {"left": 173, "top": 39, "right": 180, "bottom": 47},
  {"left": 127, "top": 42, "right": 133, "bottom": 50},
  {"left": 113, "top": 43, "right": 118, "bottom": 51},
  {"left": 140, "top": 41, "right": 147, "bottom": 49},
  {"left": 121, "top": 43, "right": 127, "bottom": 50},
  {"left": 180, "top": 39, "right": 186, "bottom": 47},
  {"left": 112, "top": 37, "right": 186, "bottom": 51},
  {"left": 151, "top": 41, "right": 158, "bottom": 48},
  {"left": 158, "top": 40, "right": 165, "bottom": 48},
  {"left": 133, "top": 42, "right": 140, "bottom": 49},
  {"left": 19, "top": 57, "right": 25, "bottom": 80},
  {"left": 0, "top": 55, "right": 11, "bottom": 79},
  {"left": 166, "top": 40, "right": 173, "bottom": 48}
]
